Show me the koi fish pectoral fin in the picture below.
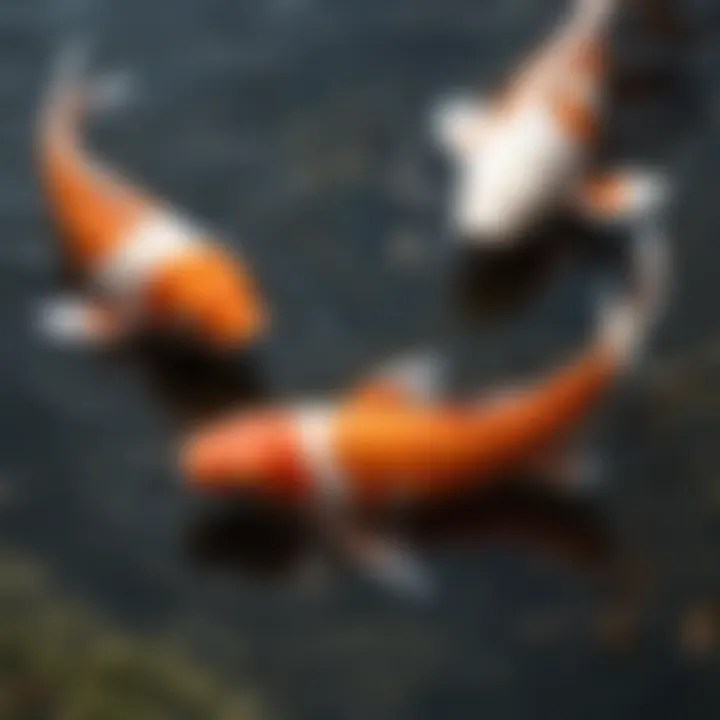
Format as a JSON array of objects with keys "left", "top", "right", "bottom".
[
  {"left": 373, "top": 352, "right": 448, "bottom": 402},
  {"left": 430, "top": 92, "right": 490, "bottom": 159},
  {"left": 576, "top": 168, "right": 671, "bottom": 226},
  {"left": 36, "top": 295, "right": 128, "bottom": 347},
  {"left": 308, "top": 499, "right": 436, "bottom": 603},
  {"left": 340, "top": 527, "right": 435, "bottom": 602}
]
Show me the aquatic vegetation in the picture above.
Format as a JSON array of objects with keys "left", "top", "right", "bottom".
[{"left": 0, "top": 552, "right": 266, "bottom": 720}]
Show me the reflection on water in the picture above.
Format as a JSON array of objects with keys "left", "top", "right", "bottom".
[{"left": 110, "top": 337, "right": 274, "bottom": 431}]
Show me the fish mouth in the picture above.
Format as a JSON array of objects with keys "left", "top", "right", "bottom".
[{"left": 180, "top": 430, "right": 270, "bottom": 497}]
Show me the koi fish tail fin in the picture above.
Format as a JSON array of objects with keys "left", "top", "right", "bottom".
[
  {"left": 39, "top": 40, "right": 135, "bottom": 146},
  {"left": 597, "top": 210, "right": 671, "bottom": 368},
  {"left": 572, "top": 0, "right": 619, "bottom": 32}
]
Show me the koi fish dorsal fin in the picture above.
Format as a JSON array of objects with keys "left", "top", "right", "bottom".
[{"left": 347, "top": 352, "right": 448, "bottom": 408}]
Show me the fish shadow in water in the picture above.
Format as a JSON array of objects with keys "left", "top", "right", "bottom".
[
  {"left": 183, "top": 483, "right": 619, "bottom": 587},
  {"left": 184, "top": 495, "right": 306, "bottom": 581},
  {"left": 402, "top": 483, "right": 618, "bottom": 581},
  {"left": 449, "top": 214, "right": 629, "bottom": 325},
  {"left": 109, "top": 335, "right": 274, "bottom": 431}
]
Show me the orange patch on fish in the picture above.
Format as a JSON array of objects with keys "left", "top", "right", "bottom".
[
  {"left": 41, "top": 130, "right": 150, "bottom": 268},
  {"left": 574, "top": 38, "right": 606, "bottom": 76},
  {"left": 143, "top": 248, "right": 267, "bottom": 342},
  {"left": 582, "top": 173, "right": 631, "bottom": 214},
  {"left": 183, "top": 411, "right": 308, "bottom": 498},
  {"left": 552, "top": 94, "right": 599, "bottom": 142}
]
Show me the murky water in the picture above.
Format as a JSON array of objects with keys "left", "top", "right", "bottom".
[{"left": 0, "top": 0, "right": 719, "bottom": 717}]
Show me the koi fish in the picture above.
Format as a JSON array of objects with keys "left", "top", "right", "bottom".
[
  {"left": 36, "top": 45, "right": 268, "bottom": 350},
  {"left": 181, "top": 215, "right": 669, "bottom": 599},
  {"left": 433, "top": 0, "right": 672, "bottom": 247}
]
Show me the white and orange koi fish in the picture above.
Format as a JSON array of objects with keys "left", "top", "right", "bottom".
[
  {"left": 434, "top": 0, "right": 671, "bottom": 247},
  {"left": 36, "top": 46, "right": 267, "bottom": 350},
  {"left": 181, "top": 216, "right": 668, "bottom": 599}
]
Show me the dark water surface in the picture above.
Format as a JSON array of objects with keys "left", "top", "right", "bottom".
[{"left": 1, "top": 0, "right": 719, "bottom": 717}]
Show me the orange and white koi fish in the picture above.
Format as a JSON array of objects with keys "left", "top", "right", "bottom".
[
  {"left": 36, "top": 46, "right": 268, "bottom": 350},
  {"left": 181, "top": 218, "right": 668, "bottom": 598},
  {"left": 434, "top": 0, "right": 671, "bottom": 247}
]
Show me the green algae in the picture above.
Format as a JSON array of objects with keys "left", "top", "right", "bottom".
[{"left": 0, "top": 553, "right": 266, "bottom": 720}]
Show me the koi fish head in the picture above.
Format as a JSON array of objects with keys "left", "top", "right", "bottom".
[
  {"left": 181, "top": 410, "right": 309, "bottom": 500},
  {"left": 148, "top": 248, "right": 268, "bottom": 349},
  {"left": 445, "top": 106, "right": 576, "bottom": 246},
  {"left": 451, "top": 144, "right": 558, "bottom": 246},
  {"left": 451, "top": 155, "right": 516, "bottom": 244}
]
